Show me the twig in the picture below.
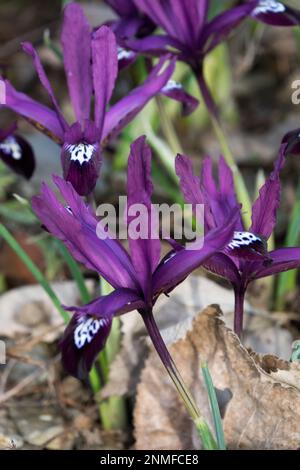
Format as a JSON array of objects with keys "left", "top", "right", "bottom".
[{"left": 0, "top": 371, "right": 40, "bottom": 404}]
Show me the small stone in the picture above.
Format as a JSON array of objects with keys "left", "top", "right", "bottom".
[
  {"left": 10, "top": 405, "right": 65, "bottom": 447},
  {"left": 46, "top": 430, "right": 76, "bottom": 450},
  {"left": 27, "top": 425, "right": 64, "bottom": 447},
  {"left": 73, "top": 413, "right": 93, "bottom": 431},
  {"left": 16, "top": 301, "right": 49, "bottom": 327}
]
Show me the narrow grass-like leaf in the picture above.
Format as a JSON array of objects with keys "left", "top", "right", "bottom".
[
  {"left": 276, "top": 181, "right": 300, "bottom": 310},
  {"left": 201, "top": 362, "right": 226, "bottom": 450},
  {"left": 0, "top": 223, "right": 69, "bottom": 323},
  {"left": 54, "top": 239, "right": 91, "bottom": 304}
]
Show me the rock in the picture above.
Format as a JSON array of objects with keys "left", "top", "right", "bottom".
[
  {"left": 16, "top": 301, "right": 49, "bottom": 327},
  {"left": 9, "top": 405, "right": 69, "bottom": 448},
  {"left": 0, "top": 409, "right": 23, "bottom": 449},
  {"left": 0, "top": 280, "right": 95, "bottom": 342}
]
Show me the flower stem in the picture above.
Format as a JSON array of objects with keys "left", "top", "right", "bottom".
[
  {"left": 141, "top": 309, "right": 218, "bottom": 450},
  {"left": 233, "top": 286, "right": 246, "bottom": 339},
  {"left": 193, "top": 66, "right": 252, "bottom": 229},
  {"left": 156, "top": 96, "right": 183, "bottom": 155},
  {"left": 194, "top": 66, "right": 220, "bottom": 122}
]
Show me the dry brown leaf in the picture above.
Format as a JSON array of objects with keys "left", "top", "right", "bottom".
[
  {"left": 134, "top": 305, "right": 300, "bottom": 450},
  {"left": 102, "top": 276, "right": 292, "bottom": 400}
]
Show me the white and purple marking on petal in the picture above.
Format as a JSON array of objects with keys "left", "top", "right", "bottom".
[
  {"left": 67, "top": 143, "right": 95, "bottom": 165},
  {"left": 0, "top": 136, "right": 22, "bottom": 160},
  {"left": 117, "top": 46, "right": 135, "bottom": 62},
  {"left": 74, "top": 317, "right": 110, "bottom": 349},
  {"left": 162, "top": 80, "right": 183, "bottom": 93},
  {"left": 228, "top": 231, "right": 261, "bottom": 250},
  {"left": 227, "top": 231, "right": 271, "bottom": 262},
  {"left": 253, "top": 0, "right": 285, "bottom": 15},
  {"left": 65, "top": 205, "right": 73, "bottom": 215}
]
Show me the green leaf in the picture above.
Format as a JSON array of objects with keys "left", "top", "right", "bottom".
[
  {"left": 0, "top": 200, "right": 37, "bottom": 225},
  {"left": 0, "top": 223, "right": 69, "bottom": 323},
  {"left": 201, "top": 362, "right": 226, "bottom": 450},
  {"left": 276, "top": 181, "right": 300, "bottom": 310},
  {"left": 54, "top": 239, "right": 91, "bottom": 304}
]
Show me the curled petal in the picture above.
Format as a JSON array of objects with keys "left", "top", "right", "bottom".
[
  {"left": 282, "top": 127, "right": 300, "bottom": 155},
  {"left": 102, "top": 56, "right": 175, "bottom": 142},
  {"left": 254, "top": 247, "right": 300, "bottom": 279},
  {"left": 61, "top": 313, "right": 112, "bottom": 379},
  {"left": 0, "top": 133, "right": 35, "bottom": 179},
  {"left": 61, "top": 141, "right": 101, "bottom": 196},
  {"left": 60, "top": 287, "right": 144, "bottom": 378},
  {"left": 225, "top": 231, "right": 271, "bottom": 263},
  {"left": 202, "top": 2, "right": 258, "bottom": 53},
  {"left": 117, "top": 46, "right": 137, "bottom": 70},
  {"left": 252, "top": 1, "right": 300, "bottom": 26},
  {"left": 123, "top": 34, "right": 182, "bottom": 55},
  {"left": 160, "top": 79, "right": 199, "bottom": 116}
]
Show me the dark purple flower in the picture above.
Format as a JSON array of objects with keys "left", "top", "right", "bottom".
[
  {"left": 0, "top": 123, "right": 35, "bottom": 179},
  {"left": 250, "top": 0, "right": 300, "bottom": 26},
  {"left": 282, "top": 128, "right": 300, "bottom": 156},
  {"left": 0, "top": 3, "right": 176, "bottom": 196},
  {"left": 118, "top": 1, "right": 300, "bottom": 118},
  {"left": 32, "top": 135, "right": 238, "bottom": 379},
  {"left": 121, "top": 0, "right": 258, "bottom": 118},
  {"left": 176, "top": 143, "right": 300, "bottom": 338}
]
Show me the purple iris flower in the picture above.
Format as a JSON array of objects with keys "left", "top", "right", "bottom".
[
  {"left": 250, "top": 0, "right": 300, "bottom": 26},
  {"left": 175, "top": 143, "right": 300, "bottom": 338},
  {"left": 103, "top": 1, "right": 199, "bottom": 113},
  {"left": 0, "top": 3, "right": 177, "bottom": 196},
  {"left": 118, "top": 1, "right": 300, "bottom": 118},
  {"left": 120, "top": 0, "right": 258, "bottom": 118},
  {"left": 32, "top": 135, "right": 238, "bottom": 379},
  {"left": 0, "top": 123, "right": 35, "bottom": 179}
]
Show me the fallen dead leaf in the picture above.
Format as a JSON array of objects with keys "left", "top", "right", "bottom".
[
  {"left": 102, "top": 276, "right": 293, "bottom": 400},
  {"left": 134, "top": 305, "right": 300, "bottom": 450}
]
